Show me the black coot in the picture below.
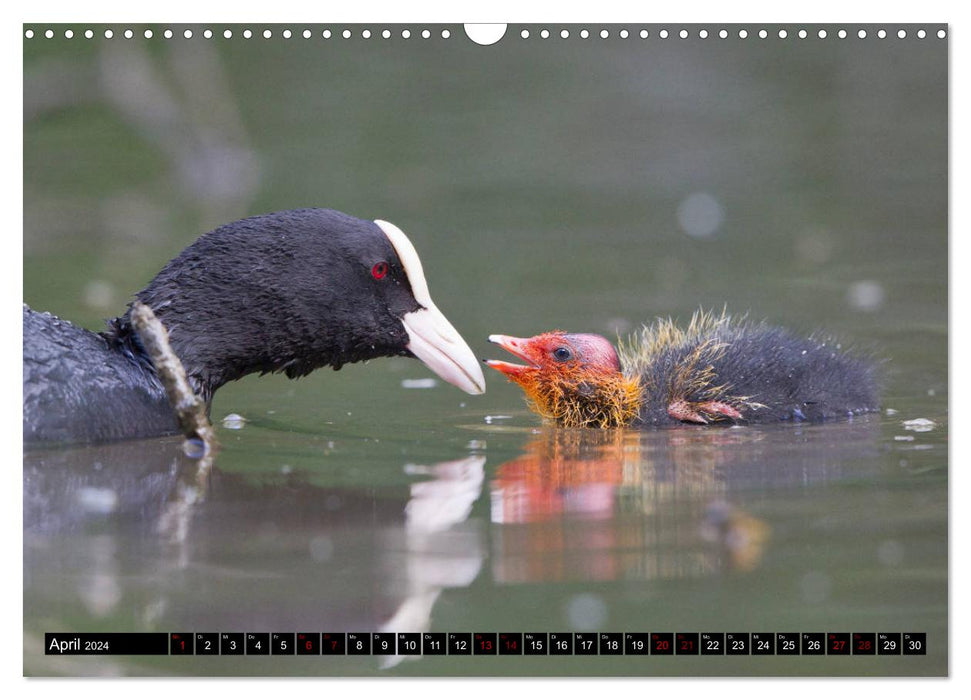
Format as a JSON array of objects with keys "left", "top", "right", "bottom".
[{"left": 24, "top": 208, "right": 485, "bottom": 444}]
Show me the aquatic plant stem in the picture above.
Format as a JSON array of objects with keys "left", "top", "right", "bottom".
[{"left": 130, "top": 301, "right": 218, "bottom": 450}]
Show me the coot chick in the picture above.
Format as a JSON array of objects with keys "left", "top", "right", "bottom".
[
  {"left": 24, "top": 208, "right": 486, "bottom": 444},
  {"left": 485, "top": 310, "right": 878, "bottom": 428}
]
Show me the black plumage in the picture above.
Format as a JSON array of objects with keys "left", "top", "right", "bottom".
[
  {"left": 24, "top": 208, "right": 485, "bottom": 445},
  {"left": 23, "top": 305, "right": 175, "bottom": 443}
]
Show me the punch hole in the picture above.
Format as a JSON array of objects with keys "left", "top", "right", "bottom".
[
  {"left": 638, "top": 30, "right": 647, "bottom": 39},
  {"left": 582, "top": 29, "right": 590, "bottom": 39},
  {"left": 24, "top": 29, "right": 34, "bottom": 39},
  {"left": 897, "top": 30, "right": 906, "bottom": 39},
  {"left": 164, "top": 29, "right": 173, "bottom": 39},
  {"left": 283, "top": 29, "right": 292, "bottom": 39},
  {"left": 402, "top": 29, "right": 411, "bottom": 39},
  {"left": 877, "top": 29, "right": 887, "bottom": 39},
  {"left": 84, "top": 30, "right": 93, "bottom": 39},
  {"left": 620, "top": 29, "right": 629, "bottom": 38},
  {"left": 65, "top": 29, "right": 74, "bottom": 39},
  {"left": 817, "top": 29, "right": 827, "bottom": 39},
  {"left": 917, "top": 29, "right": 926, "bottom": 38},
  {"left": 561, "top": 29, "right": 570, "bottom": 39},
  {"left": 382, "top": 29, "right": 391, "bottom": 39},
  {"left": 738, "top": 29, "right": 748, "bottom": 39},
  {"left": 441, "top": 29, "right": 451, "bottom": 39},
  {"left": 464, "top": 24, "right": 506, "bottom": 45},
  {"left": 520, "top": 29, "right": 529, "bottom": 39},
  {"left": 798, "top": 29, "right": 807, "bottom": 39},
  {"left": 204, "top": 29, "right": 213, "bottom": 39},
  {"left": 838, "top": 29, "right": 847, "bottom": 38},
  {"left": 678, "top": 29, "right": 687, "bottom": 39},
  {"left": 541, "top": 29, "right": 550, "bottom": 39},
  {"left": 778, "top": 29, "right": 788, "bottom": 38},
  {"left": 421, "top": 29, "right": 430, "bottom": 39},
  {"left": 123, "top": 29, "right": 132, "bottom": 39},
  {"left": 758, "top": 29, "right": 767, "bottom": 38}
]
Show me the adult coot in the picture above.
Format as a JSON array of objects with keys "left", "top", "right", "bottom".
[
  {"left": 24, "top": 208, "right": 486, "bottom": 444},
  {"left": 485, "top": 310, "right": 878, "bottom": 428}
]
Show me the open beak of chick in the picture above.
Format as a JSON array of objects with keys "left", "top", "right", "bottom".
[{"left": 484, "top": 334, "right": 547, "bottom": 379}]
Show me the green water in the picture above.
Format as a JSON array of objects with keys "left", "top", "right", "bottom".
[{"left": 23, "top": 24, "right": 947, "bottom": 676}]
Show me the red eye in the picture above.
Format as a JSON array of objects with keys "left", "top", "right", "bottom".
[{"left": 371, "top": 261, "right": 389, "bottom": 279}]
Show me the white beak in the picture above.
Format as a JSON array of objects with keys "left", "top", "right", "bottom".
[
  {"left": 375, "top": 218, "right": 486, "bottom": 395},
  {"left": 401, "top": 306, "right": 486, "bottom": 395}
]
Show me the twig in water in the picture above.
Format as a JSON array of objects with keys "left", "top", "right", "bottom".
[{"left": 130, "top": 301, "right": 218, "bottom": 450}]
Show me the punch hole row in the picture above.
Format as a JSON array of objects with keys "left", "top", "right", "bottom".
[
  {"left": 23, "top": 26, "right": 948, "bottom": 42},
  {"left": 23, "top": 27, "right": 453, "bottom": 41},
  {"left": 519, "top": 27, "right": 945, "bottom": 40}
]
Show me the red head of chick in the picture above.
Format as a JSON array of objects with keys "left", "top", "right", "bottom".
[
  {"left": 486, "top": 310, "right": 879, "bottom": 429},
  {"left": 485, "top": 331, "right": 643, "bottom": 428}
]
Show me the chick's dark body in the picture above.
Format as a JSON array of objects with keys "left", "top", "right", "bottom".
[{"left": 631, "top": 322, "right": 880, "bottom": 426}]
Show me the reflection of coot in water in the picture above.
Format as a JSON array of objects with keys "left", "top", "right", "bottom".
[
  {"left": 23, "top": 439, "right": 187, "bottom": 534},
  {"left": 24, "top": 443, "right": 486, "bottom": 640},
  {"left": 486, "top": 310, "right": 878, "bottom": 428},
  {"left": 23, "top": 209, "right": 485, "bottom": 445}
]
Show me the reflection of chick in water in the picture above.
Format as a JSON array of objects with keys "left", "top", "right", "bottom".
[
  {"left": 489, "top": 428, "right": 771, "bottom": 584},
  {"left": 491, "top": 430, "right": 631, "bottom": 524},
  {"left": 701, "top": 501, "right": 772, "bottom": 572}
]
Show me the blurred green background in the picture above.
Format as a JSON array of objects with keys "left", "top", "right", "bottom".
[{"left": 23, "top": 24, "right": 947, "bottom": 677}]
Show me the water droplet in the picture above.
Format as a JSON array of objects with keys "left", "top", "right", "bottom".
[
  {"left": 676, "top": 192, "right": 724, "bottom": 239},
  {"left": 566, "top": 593, "right": 608, "bottom": 630},
  {"left": 902, "top": 418, "right": 935, "bottom": 432},
  {"left": 401, "top": 378, "right": 438, "bottom": 389},
  {"left": 847, "top": 280, "right": 885, "bottom": 312},
  {"left": 222, "top": 413, "right": 247, "bottom": 430}
]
